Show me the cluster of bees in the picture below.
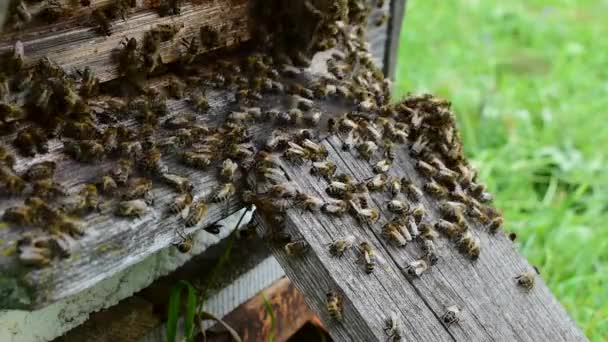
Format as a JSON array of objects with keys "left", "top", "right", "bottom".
[{"left": 0, "top": 0, "right": 537, "bottom": 335}]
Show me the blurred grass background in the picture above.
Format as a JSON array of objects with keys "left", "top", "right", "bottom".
[{"left": 394, "top": 0, "right": 607, "bottom": 340}]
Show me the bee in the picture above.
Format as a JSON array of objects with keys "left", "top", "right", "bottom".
[
  {"left": 294, "top": 192, "right": 323, "bottom": 212},
  {"left": 165, "top": 77, "right": 186, "bottom": 99},
  {"left": 405, "top": 259, "right": 429, "bottom": 278},
  {"left": 32, "top": 179, "right": 67, "bottom": 199},
  {"left": 119, "top": 141, "right": 143, "bottom": 159},
  {"left": 419, "top": 222, "right": 438, "bottom": 240},
  {"left": 434, "top": 219, "right": 462, "bottom": 238},
  {"left": 159, "top": 0, "right": 181, "bottom": 16},
  {"left": 358, "top": 242, "right": 378, "bottom": 274},
  {"left": 415, "top": 161, "right": 437, "bottom": 178},
  {"left": 410, "top": 203, "right": 426, "bottom": 224},
  {"left": 468, "top": 205, "right": 489, "bottom": 224},
  {"left": 442, "top": 305, "right": 460, "bottom": 326},
  {"left": 301, "top": 139, "right": 328, "bottom": 161},
  {"left": 0, "top": 146, "right": 16, "bottom": 169},
  {"left": 24, "top": 161, "right": 56, "bottom": 181},
  {"left": 168, "top": 192, "right": 193, "bottom": 215},
  {"left": 373, "top": 159, "right": 392, "bottom": 174},
  {"left": 161, "top": 173, "right": 193, "bottom": 193},
  {"left": 189, "top": 92, "right": 210, "bottom": 112},
  {"left": 184, "top": 200, "right": 208, "bottom": 227},
  {"left": 96, "top": 175, "right": 118, "bottom": 195},
  {"left": 384, "top": 311, "right": 402, "bottom": 342},
  {"left": 400, "top": 178, "right": 422, "bottom": 201},
  {"left": 375, "top": 13, "right": 389, "bottom": 27},
  {"left": 350, "top": 201, "right": 380, "bottom": 224},
  {"left": 515, "top": 271, "right": 535, "bottom": 292},
  {"left": 424, "top": 179, "right": 447, "bottom": 198},
  {"left": 212, "top": 183, "right": 235, "bottom": 203},
  {"left": 0, "top": 102, "right": 25, "bottom": 124},
  {"left": 64, "top": 140, "right": 105, "bottom": 163},
  {"left": 284, "top": 240, "right": 309, "bottom": 256},
  {"left": 337, "top": 117, "right": 358, "bottom": 133},
  {"left": 387, "top": 199, "right": 409, "bottom": 215},
  {"left": 322, "top": 199, "right": 348, "bottom": 216},
  {"left": 291, "top": 95, "right": 315, "bottom": 111},
  {"left": 328, "top": 235, "right": 356, "bottom": 257},
  {"left": 92, "top": 8, "right": 112, "bottom": 36},
  {"left": 182, "top": 151, "right": 212, "bottom": 169},
  {"left": 3, "top": 205, "right": 34, "bottom": 226},
  {"left": 62, "top": 121, "right": 98, "bottom": 140},
  {"left": 116, "top": 199, "right": 148, "bottom": 218},
  {"left": 487, "top": 216, "right": 504, "bottom": 234},
  {"left": 122, "top": 177, "right": 153, "bottom": 202},
  {"left": 0, "top": 165, "right": 25, "bottom": 195},
  {"left": 110, "top": 159, "right": 133, "bottom": 185},
  {"left": 326, "top": 291, "right": 343, "bottom": 321},
  {"left": 455, "top": 231, "right": 480, "bottom": 260},
  {"left": 326, "top": 181, "right": 355, "bottom": 199},
  {"left": 382, "top": 221, "right": 407, "bottom": 247},
  {"left": 366, "top": 174, "right": 387, "bottom": 191},
  {"left": 173, "top": 229, "right": 193, "bottom": 253},
  {"left": 11, "top": 0, "right": 32, "bottom": 25},
  {"left": 283, "top": 142, "right": 308, "bottom": 164},
  {"left": 356, "top": 141, "right": 378, "bottom": 160},
  {"left": 439, "top": 201, "right": 466, "bottom": 221},
  {"left": 437, "top": 167, "right": 459, "bottom": 184},
  {"left": 310, "top": 160, "right": 337, "bottom": 180},
  {"left": 220, "top": 159, "right": 238, "bottom": 182},
  {"left": 15, "top": 127, "right": 48, "bottom": 157},
  {"left": 422, "top": 239, "right": 439, "bottom": 265},
  {"left": 140, "top": 147, "right": 167, "bottom": 175}
]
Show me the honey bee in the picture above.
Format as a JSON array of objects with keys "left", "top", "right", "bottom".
[
  {"left": 158, "top": 0, "right": 181, "bottom": 16},
  {"left": 212, "top": 183, "right": 235, "bottom": 203},
  {"left": 294, "top": 192, "right": 323, "bottom": 212},
  {"left": 421, "top": 239, "right": 439, "bottom": 265},
  {"left": 283, "top": 142, "right": 308, "bottom": 164},
  {"left": 0, "top": 146, "right": 16, "bottom": 169},
  {"left": 168, "top": 192, "right": 193, "bottom": 215},
  {"left": 284, "top": 240, "right": 309, "bottom": 256},
  {"left": 310, "top": 161, "right": 337, "bottom": 180},
  {"left": 419, "top": 222, "right": 438, "bottom": 240},
  {"left": 349, "top": 200, "right": 380, "bottom": 224},
  {"left": 405, "top": 259, "right": 428, "bottom": 278},
  {"left": 434, "top": 219, "right": 462, "bottom": 238},
  {"left": 301, "top": 139, "right": 328, "bottom": 161},
  {"left": 410, "top": 203, "right": 426, "bottom": 224},
  {"left": 366, "top": 174, "right": 387, "bottom": 191},
  {"left": 291, "top": 95, "right": 314, "bottom": 111},
  {"left": 189, "top": 92, "right": 210, "bottom": 112},
  {"left": 387, "top": 199, "right": 409, "bottom": 215},
  {"left": 110, "top": 159, "right": 133, "bottom": 185},
  {"left": 24, "top": 161, "right": 56, "bottom": 181},
  {"left": 384, "top": 311, "right": 402, "bottom": 342},
  {"left": 119, "top": 141, "right": 143, "bottom": 159},
  {"left": 32, "top": 179, "right": 67, "bottom": 199},
  {"left": 182, "top": 151, "right": 212, "bottom": 169},
  {"left": 487, "top": 216, "right": 504, "bottom": 234},
  {"left": 161, "top": 173, "right": 193, "bottom": 193},
  {"left": 184, "top": 200, "right": 208, "bottom": 227},
  {"left": 415, "top": 160, "right": 437, "bottom": 179},
  {"left": 95, "top": 175, "right": 117, "bottom": 196},
  {"left": 442, "top": 305, "right": 460, "bottom": 326},
  {"left": 0, "top": 166, "right": 25, "bottom": 195},
  {"left": 92, "top": 8, "right": 112, "bottom": 36},
  {"left": 375, "top": 13, "right": 389, "bottom": 27},
  {"left": 15, "top": 127, "right": 48, "bottom": 157},
  {"left": 373, "top": 159, "right": 392, "bottom": 174},
  {"left": 304, "top": 111, "right": 323, "bottom": 127},
  {"left": 356, "top": 141, "right": 378, "bottom": 160},
  {"left": 123, "top": 177, "right": 153, "bottom": 201},
  {"left": 3, "top": 205, "right": 33, "bottom": 226},
  {"left": 173, "top": 228, "right": 193, "bottom": 253},
  {"left": 326, "top": 181, "right": 356, "bottom": 199},
  {"left": 140, "top": 147, "right": 168, "bottom": 176},
  {"left": 326, "top": 291, "right": 343, "bottom": 321},
  {"left": 358, "top": 242, "right": 379, "bottom": 273},
  {"left": 455, "top": 231, "right": 480, "bottom": 260},
  {"left": 328, "top": 235, "right": 356, "bottom": 257},
  {"left": 401, "top": 178, "right": 422, "bottom": 201},
  {"left": 382, "top": 222, "right": 407, "bottom": 247},
  {"left": 437, "top": 167, "right": 459, "bottom": 184},
  {"left": 220, "top": 159, "right": 238, "bottom": 182},
  {"left": 515, "top": 271, "right": 535, "bottom": 292},
  {"left": 64, "top": 140, "right": 105, "bottom": 163},
  {"left": 322, "top": 199, "right": 348, "bottom": 216},
  {"left": 424, "top": 179, "right": 447, "bottom": 198},
  {"left": 439, "top": 200, "right": 466, "bottom": 220},
  {"left": 116, "top": 199, "right": 149, "bottom": 218}
]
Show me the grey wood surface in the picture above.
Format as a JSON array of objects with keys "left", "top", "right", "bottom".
[{"left": 251, "top": 135, "right": 587, "bottom": 341}]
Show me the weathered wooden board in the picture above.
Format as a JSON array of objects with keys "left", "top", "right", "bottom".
[{"left": 251, "top": 136, "right": 588, "bottom": 341}]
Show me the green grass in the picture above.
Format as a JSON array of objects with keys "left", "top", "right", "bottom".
[{"left": 395, "top": 1, "right": 608, "bottom": 340}]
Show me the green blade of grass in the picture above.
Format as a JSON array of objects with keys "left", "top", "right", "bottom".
[
  {"left": 166, "top": 283, "right": 183, "bottom": 342},
  {"left": 182, "top": 281, "right": 198, "bottom": 342},
  {"left": 261, "top": 293, "right": 276, "bottom": 342}
]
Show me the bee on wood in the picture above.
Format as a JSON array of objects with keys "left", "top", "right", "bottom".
[
  {"left": 375, "top": 13, "right": 389, "bottom": 27},
  {"left": 310, "top": 160, "right": 337, "bottom": 180},
  {"left": 17, "top": 238, "right": 53, "bottom": 268},
  {"left": 24, "top": 161, "right": 56, "bottom": 181},
  {"left": 184, "top": 200, "right": 208, "bottom": 227},
  {"left": 400, "top": 178, "right": 422, "bottom": 201},
  {"left": 189, "top": 92, "right": 210, "bottom": 112},
  {"left": 220, "top": 159, "right": 238, "bottom": 182},
  {"left": 294, "top": 192, "right": 323, "bottom": 212},
  {"left": 439, "top": 201, "right": 466, "bottom": 221},
  {"left": 199, "top": 25, "right": 220, "bottom": 49},
  {"left": 326, "top": 291, "right": 343, "bottom": 321},
  {"left": 422, "top": 239, "right": 439, "bottom": 265},
  {"left": 326, "top": 181, "right": 356, "bottom": 199},
  {"left": 182, "top": 151, "right": 212, "bottom": 169},
  {"left": 350, "top": 200, "right": 380, "bottom": 224},
  {"left": 328, "top": 235, "right": 356, "bottom": 258},
  {"left": 165, "top": 77, "right": 185, "bottom": 99},
  {"left": 415, "top": 160, "right": 438, "bottom": 179},
  {"left": 0, "top": 146, "right": 16, "bottom": 169},
  {"left": 0, "top": 165, "right": 25, "bottom": 195},
  {"left": 455, "top": 231, "right": 480, "bottom": 260},
  {"left": 212, "top": 183, "right": 235, "bottom": 203},
  {"left": 121, "top": 178, "right": 152, "bottom": 202},
  {"left": 366, "top": 174, "right": 387, "bottom": 191},
  {"left": 64, "top": 140, "right": 105, "bottom": 163},
  {"left": 173, "top": 228, "right": 193, "bottom": 253},
  {"left": 3, "top": 205, "right": 33, "bottom": 226},
  {"left": 62, "top": 121, "right": 98, "bottom": 140},
  {"left": 437, "top": 167, "right": 459, "bottom": 185},
  {"left": 284, "top": 240, "right": 309, "bottom": 256},
  {"left": 158, "top": 0, "right": 181, "bottom": 16},
  {"left": 487, "top": 216, "right": 504, "bottom": 234},
  {"left": 373, "top": 159, "right": 392, "bottom": 174},
  {"left": 442, "top": 305, "right": 460, "bottom": 326},
  {"left": 301, "top": 139, "right": 328, "bottom": 161},
  {"left": 515, "top": 271, "right": 535, "bottom": 292},
  {"left": 435, "top": 219, "right": 463, "bottom": 239},
  {"left": 424, "top": 179, "right": 448, "bottom": 198},
  {"left": 384, "top": 311, "right": 403, "bottom": 342},
  {"left": 32, "top": 179, "right": 67, "bottom": 199},
  {"left": 356, "top": 141, "right": 378, "bottom": 161},
  {"left": 387, "top": 199, "right": 409, "bottom": 215},
  {"left": 96, "top": 175, "right": 118, "bottom": 196},
  {"left": 383, "top": 222, "right": 407, "bottom": 247},
  {"left": 110, "top": 159, "right": 133, "bottom": 185},
  {"left": 405, "top": 259, "right": 429, "bottom": 278},
  {"left": 419, "top": 222, "right": 439, "bottom": 240},
  {"left": 322, "top": 199, "right": 348, "bottom": 216},
  {"left": 283, "top": 142, "right": 308, "bottom": 164},
  {"left": 14, "top": 127, "right": 48, "bottom": 157},
  {"left": 168, "top": 192, "right": 193, "bottom": 215},
  {"left": 358, "top": 242, "right": 380, "bottom": 274},
  {"left": 0, "top": 102, "right": 25, "bottom": 126},
  {"left": 140, "top": 147, "right": 168, "bottom": 175},
  {"left": 92, "top": 8, "right": 112, "bottom": 36},
  {"left": 410, "top": 203, "right": 426, "bottom": 224},
  {"left": 161, "top": 173, "right": 193, "bottom": 193}
]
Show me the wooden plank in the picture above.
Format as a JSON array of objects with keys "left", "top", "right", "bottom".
[
  {"left": 0, "top": 0, "right": 252, "bottom": 82},
  {"left": 250, "top": 133, "right": 587, "bottom": 341},
  {"left": 383, "top": 0, "right": 407, "bottom": 79}
]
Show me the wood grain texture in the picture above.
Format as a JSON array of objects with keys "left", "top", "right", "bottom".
[
  {"left": 251, "top": 136, "right": 587, "bottom": 342},
  {"left": 0, "top": 0, "right": 252, "bottom": 82}
]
